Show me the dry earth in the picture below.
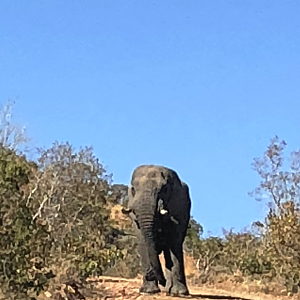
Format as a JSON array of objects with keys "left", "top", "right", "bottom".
[
  {"left": 65, "top": 276, "right": 299, "bottom": 300},
  {"left": 3, "top": 276, "right": 299, "bottom": 300}
]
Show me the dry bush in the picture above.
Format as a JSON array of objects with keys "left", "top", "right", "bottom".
[
  {"left": 30, "top": 142, "right": 121, "bottom": 275},
  {"left": 249, "top": 136, "right": 300, "bottom": 293},
  {"left": 104, "top": 204, "right": 141, "bottom": 278},
  {"left": 0, "top": 100, "right": 30, "bottom": 153},
  {"left": 0, "top": 141, "right": 127, "bottom": 299},
  {"left": 189, "top": 136, "right": 300, "bottom": 296}
]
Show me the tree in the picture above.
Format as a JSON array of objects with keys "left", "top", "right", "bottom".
[
  {"left": 250, "top": 136, "right": 300, "bottom": 292},
  {"left": 184, "top": 217, "right": 203, "bottom": 254},
  {"left": 0, "top": 140, "right": 126, "bottom": 299},
  {"left": 0, "top": 100, "right": 30, "bottom": 153},
  {"left": 27, "top": 142, "right": 122, "bottom": 277},
  {"left": 0, "top": 146, "right": 53, "bottom": 300}
]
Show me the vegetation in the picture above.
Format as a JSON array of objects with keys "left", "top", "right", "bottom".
[
  {"left": 0, "top": 140, "right": 130, "bottom": 299},
  {"left": 2, "top": 100, "right": 300, "bottom": 298},
  {"left": 0, "top": 102, "right": 128, "bottom": 299},
  {"left": 184, "top": 136, "right": 300, "bottom": 296}
]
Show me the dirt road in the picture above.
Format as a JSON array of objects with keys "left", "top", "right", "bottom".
[{"left": 80, "top": 276, "right": 290, "bottom": 300}]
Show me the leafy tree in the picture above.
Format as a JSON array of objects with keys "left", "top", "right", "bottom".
[
  {"left": 0, "top": 138, "right": 126, "bottom": 299},
  {"left": 28, "top": 142, "right": 123, "bottom": 278},
  {"left": 250, "top": 136, "right": 300, "bottom": 292},
  {"left": 0, "top": 146, "right": 53, "bottom": 300}
]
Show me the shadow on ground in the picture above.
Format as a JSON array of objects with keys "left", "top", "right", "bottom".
[{"left": 186, "top": 293, "right": 253, "bottom": 300}]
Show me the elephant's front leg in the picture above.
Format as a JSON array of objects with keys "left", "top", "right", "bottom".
[
  {"left": 139, "top": 235, "right": 161, "bottom": 294},
  {"left": 168, "top": 243, "right": 189, "bottom": 296}
]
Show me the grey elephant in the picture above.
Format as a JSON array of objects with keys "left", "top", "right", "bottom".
[{"left": 122, "top": 165, "right": 191, "bottom": 295}]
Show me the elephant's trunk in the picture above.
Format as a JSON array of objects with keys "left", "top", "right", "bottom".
[{"left": 136, "top": 191, "right": 166, "bottom": 286}]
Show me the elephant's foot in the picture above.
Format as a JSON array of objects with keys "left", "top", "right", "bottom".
[
  {"left": 169, "top": 282, "right": 189, "bottom": 296},
  {"left": 139, "top": 280, "right": 160, "bottom": 294}
]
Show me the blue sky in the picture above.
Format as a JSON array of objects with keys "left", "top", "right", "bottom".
[{"left": 1, "top": 1, "right": 300, "bottom": 236}]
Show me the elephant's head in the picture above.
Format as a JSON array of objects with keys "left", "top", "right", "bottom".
[{"left": 123, "top": 165, "right": 182, "bottom": 286}]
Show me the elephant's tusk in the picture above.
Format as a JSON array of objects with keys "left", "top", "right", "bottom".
[{"left": 160, "top": 209, "right": 168, "bottom": 215}]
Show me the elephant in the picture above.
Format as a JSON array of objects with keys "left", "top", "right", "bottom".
[{"left": 122, "top": 164, "right": 191, "bottom": 296}]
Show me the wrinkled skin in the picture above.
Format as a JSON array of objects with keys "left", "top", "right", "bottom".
[{"left": 122, "top": 165, "right": 191, "bottom": 296}]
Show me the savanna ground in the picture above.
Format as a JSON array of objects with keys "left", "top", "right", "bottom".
[
  {"left": 84, "top": 275, "right": 298, "bottom": 300},
  {"left": 36, "top": 258, "right": 300, "bottom": 300}
]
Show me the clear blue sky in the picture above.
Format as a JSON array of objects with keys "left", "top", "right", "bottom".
[{"left": 1, "top": 1, "right": 300, "bottom": 236}]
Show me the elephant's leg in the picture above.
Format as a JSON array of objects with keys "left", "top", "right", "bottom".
[
  {"left": 163, "top": 248, "right": 173, "bottom": 293},
  {"left": 139, "top": 236, "right": 160, "bottom": 294},
  {"left": 169, "top": 243, "right": 189, "bottom": 296}
]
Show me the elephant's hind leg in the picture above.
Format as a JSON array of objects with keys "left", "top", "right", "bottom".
[
  {"left": 169, "top": 243, "right": 189, "bottom": 296},
  {"left": 163, "top": 248, "right": 173, "bottom": 294}
]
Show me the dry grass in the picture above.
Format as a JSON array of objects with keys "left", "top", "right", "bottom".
[{"left": 185, "top": 254, "right": 300, "bottom": 299}]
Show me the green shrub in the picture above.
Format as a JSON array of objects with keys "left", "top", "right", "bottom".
[
  {"left": 0, "top": 146, "right": 54, "bottom": 299},
  {"left": 0, "top": 142, "right": 125, "bottom": 299},
  {"left": 250, "top": 136, "right": 300, "bottom": 293}
]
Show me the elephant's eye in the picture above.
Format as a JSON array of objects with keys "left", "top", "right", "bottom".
[{"left": 131, "top": 186, "right": 136, "bottom": 197}]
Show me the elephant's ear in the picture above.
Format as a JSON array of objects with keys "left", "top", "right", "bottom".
[
  {"left": 180, "top": 181, "right": 191, "bottom": 202},
  {"left": 181, "top": 181, "right": 189, "bottom": 192},
  {"left": 169, "top": 179, "right": 191, "bottom": 218}
]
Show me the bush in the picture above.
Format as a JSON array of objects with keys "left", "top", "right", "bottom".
[
  {"left": 104, "top": 204, "right": 141, "bottom": 278},
  {"left": 185, "top": 218, "right": 271, "bottom": 285},
  {"left": 0, "top": 142, "right": 126, "bottom": 299},
  {"left": 0, "top": 146, "right": 54, "bottom": 299},
  {"left": 249, "top": 136, "right": 300, "bottom": 293}
]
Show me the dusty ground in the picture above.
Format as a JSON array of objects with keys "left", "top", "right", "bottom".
[
  {"left": 2, "top": 276, "right": 298, "bottom": 300},
  {"left": 69, "top": 276, "right": 297, "bottom": 300}
]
